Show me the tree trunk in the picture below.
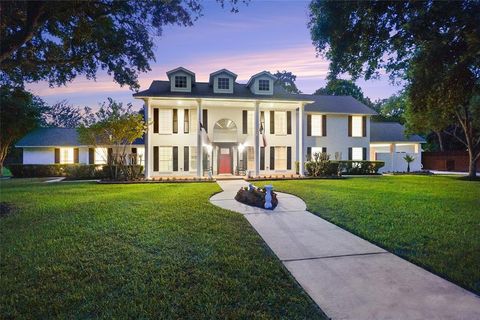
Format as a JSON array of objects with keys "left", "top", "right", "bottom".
[
  {"left": 435, "top": 131, "right": 444, "bottom": 152},
  {"left": 407, "top": 163, "right": 410, "bottom": 173},
  {"left": 467, "top": 149, "right": 478, "bottom": 179}
]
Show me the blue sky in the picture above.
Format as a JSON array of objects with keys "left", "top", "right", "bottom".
[{"left": 27, "top": 1, "right": 403, "bottom": 110}]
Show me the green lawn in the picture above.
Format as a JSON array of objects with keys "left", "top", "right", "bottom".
[
  {"left": 257, "top": 175, "right": 480, "bottom": 294},
  {"left": 0, "top": 179, "right": 324, "bottom": 319}
]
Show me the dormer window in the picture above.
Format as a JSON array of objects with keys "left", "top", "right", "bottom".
[
  {"left": 218, "top": 77, "right": 230, "bottom": 90},
  {"left": 259, "top": 79, "right": 270, "bottom": 91},
  {"left": 175, "top": 76, "right": 187, "bottom": 88}
]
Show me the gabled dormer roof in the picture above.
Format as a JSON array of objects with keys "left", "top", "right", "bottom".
[
  {"left": 209, "top": 69, "right": 238, "bottom": 86},
  {"left": 166, "top": 67, "right": 196, "bottom": 83},
  {"left": 246, "top": 71, "right": 277, "bottom": 88}
]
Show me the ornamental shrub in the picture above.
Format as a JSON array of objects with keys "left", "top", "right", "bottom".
[
  {"left": 336, "top": 160, "right": 384, "bottom": 175},
  {"left": 305, "top": 152, "right": 340, "bottom": 177}
]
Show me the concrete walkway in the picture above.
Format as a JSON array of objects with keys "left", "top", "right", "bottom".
[{"left": 210, "top": 180, "right": 480, "bottom": 320}]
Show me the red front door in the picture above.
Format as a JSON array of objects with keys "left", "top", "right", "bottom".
[{"left": 219, "top": 148, "right": 232, "bottom": 174}]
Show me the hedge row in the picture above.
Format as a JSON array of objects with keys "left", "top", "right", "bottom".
[
  {"left": 6, "top": 164, "right": 143, "bottom": 180},
  {"left": 304, "top": 160, "right": 384, "bottom": 176}
]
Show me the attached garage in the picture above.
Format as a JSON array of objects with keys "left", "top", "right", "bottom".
[{"left": 369, "top": 122, "right": 425, "bottom": 173}]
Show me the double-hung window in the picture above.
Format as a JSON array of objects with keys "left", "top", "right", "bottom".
[
  {"left": 189, "top": 146, "right": 197, "bottom": 171},
  {"left": 158, "top": 147, "right": 173, "bottom": 171},
  {"left": 259, "top": 79, "right": 270, "bottom": 91},
  {"left": 247, "top": 111, "right": 254, "bottom": 134},
  {"left": 247, "top": 146, "right": 255, "bottom": 170},
  {"left": 311, "top": 114, "right": 323, "bottom": 136},
  {"left": 275, "top": 147, "right": 287, "bottom": 170},
  {"left": 274, "top": 111, "right": 287, "bottom": 135},
  {"left": 158, "top": 109, "right": 173, "bottom": 134},
  {"left": 60, "top": 148, "right": 74, "bottom": 164},
  {"left": 190, "top": 109, "right": 197, "bottom": 133},
  {"left": 351, "top": 147, "right": 363, "bottom": 160},
  {"left": 218, "top": 77, "right": 230, "bottom": 90},
  {"left": 351, "top": 115, "right": 363, "bottom": 137},
  {"left": 175, "top": 76, "right": 187, "bottom": 88}
]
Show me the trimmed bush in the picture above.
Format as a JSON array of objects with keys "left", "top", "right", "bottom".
[
  {"left": 305, "top": 152, "right": 341, "bottom": 177},
  {"left": 336, "top": 160, "right": 384, "bottom": 175},
  {"left": 102, "top": 165, "right": 144, "bottom": 180},
  {"left": 64, "top": 165, "right": 107, "bottom": 180},
  {"left": 7, "top": 164, "right": 67, "bottom": 178}
]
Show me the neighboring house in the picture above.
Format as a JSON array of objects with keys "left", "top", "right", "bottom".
[
  {"left": 16, "top": 67, "right": 424, "bottom": 176},
  {"left": 370, "top": 122, "right": 425, "bottom": 173},
  {"left": 16, "top": 128, "right": 145, "bottom": 166}
]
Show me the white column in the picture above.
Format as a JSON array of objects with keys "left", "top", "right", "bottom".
[
  {"left": 144, "top": 99, "right": 151, "bottom": 179},
  {"left": 196, "top": 99, "right": 203, "bottom": 177},
  {"left": 298, "top": 103, "right": 304, "bottom": 176},
  {"left": 390, "top": 143, "right": 396, "bottom": 172},
  {"left": 254, "top": 101, "right": 260, "bottom": 177}
]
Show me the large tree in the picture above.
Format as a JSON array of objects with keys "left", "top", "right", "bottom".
[
  {"left": 0, "top": 87, "right": 45, "bottom": 175},
  {"left": 315, "top": 78, "right": 372, "bottom": 107},
  {"left": 273, "top": 70, "right": 301, "bottom": 94},
  {"left": 41, "top": 100, "right": 94, "bottom": 128},
  {"left": 309, "top": 0, "right": 480, "bottom": 177},
  {"left": 0, "top": 0, "right": 242, "bottom": 89}
]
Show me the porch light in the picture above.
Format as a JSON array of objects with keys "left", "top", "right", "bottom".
[
  {"left": 238, "top": 143, "right": 245, "bottom": 153},
  {"left": 205, "top": 144, "right": 213, "bottom": 153}
]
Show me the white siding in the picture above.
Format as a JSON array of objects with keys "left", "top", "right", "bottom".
[{"left": 23, "top": 147, "right": 55, "bottom": 164}]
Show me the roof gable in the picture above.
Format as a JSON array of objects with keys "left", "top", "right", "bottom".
[
  {"left": 209, "top": 69, "right": 238, "bottom": 85},
  {"left": 166, "top": 67, "right": 196, "bottom": 83},
  {"left": 246, "top": 71, "right": 277, "bottom": 88}
]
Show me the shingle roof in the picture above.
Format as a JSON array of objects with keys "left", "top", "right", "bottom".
[
  {"left": 370, "top": 122, "right": 425, "bottom": 143},
  {"left": 133, "top": 81, "right": 377, "bottom": 115},
  {"left": 16, "top": 128, "right": 144, "bottom": 147},
  {"left": 303, "top": 95, "right": 377, "bottom": 115}
]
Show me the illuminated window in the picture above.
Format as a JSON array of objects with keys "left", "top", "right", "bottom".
[
  {"left": 190, "top": 109, "right": 197, "bottom": 133},
  {"left": 95, "top": 148, "right": 108, "bottom": 164},
  {"left": 247, "top": 146, "right": 255, "bottom": 170},
  {"left": 311, "top": 147, "right": 324, "bottom": 157},
  {"left": 247, "top": 111, "right": 254, "bottom": 134},
  {"left": 259, "top": 79, "right": 270, "bottom": 91},
  {"left": 174, "top": 76, "right": 187, "bottom": 88},
  {"left": 275, "top": 147, "right": 287, "bottom": 170},
  {"left": 158, "top": 109, "right": 173, "bottom": 134},
  {"left": 60, "top": 148, "right": 74, "bottom": 164},
  {"left": 352, "top": 147, "right": 363, "bottom": 160},
  {"left": 352, "top": 115, "right": 363, "bottom": 137},
  {"left": 158, "top": 147, "right": 173, "bottom": 171},
  {"left": 275, "top": 111, "right": 287, "bottom": 135},
  {"left": 311, "top": 114, "right": 323, "bottom": 136},
  {"left": 190, "top": 146, "right": 197, "bottom": 171},
  {"left": 218, "top": 77, "right": 230, "bottom": 90}
]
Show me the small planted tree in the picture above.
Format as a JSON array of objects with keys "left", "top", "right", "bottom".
[
  {"left": 77, "top": 99, "right": 146, "bottom": 180},
  {"left": 403, "top": 155, "right": 415, "bottom": 173}
]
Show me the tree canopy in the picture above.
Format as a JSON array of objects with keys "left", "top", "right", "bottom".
[
  {"left": 273, "top": 70, "right": 301, "bottom": 94},
  {"left": 309, "top": 0, "right": 480, "bottom": 177},
  {"left": 314, "top": 78, "right": 372, "bottom": 106},
  {"left": 0, "top": 0, "right": 243, "bottom": 90},
  {"left": 0, "top": 87, "right": 45, "bottom": 174}
]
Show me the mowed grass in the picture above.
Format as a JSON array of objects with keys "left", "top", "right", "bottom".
[
  {"left": 257, "top": 175, "right": 480, "bottom": 294},
  {"left": 0, "top": 179, "right": 324, "bottom": 319}
]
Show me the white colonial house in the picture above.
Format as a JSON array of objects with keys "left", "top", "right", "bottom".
[{"left": 16, "top": 67, "right": 424, "bottom": 176}]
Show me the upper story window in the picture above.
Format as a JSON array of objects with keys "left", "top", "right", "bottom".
[
  {"left": 258, "top": 79, "right": 270, "bottom": 91},
  {"left": 311, "top": 114, "right": 323, "bottom": 136},
  {"left": 351, "top": 115, "right": 363, "bottom": 137},
  {"left": 175, "top": 76, "right": 187, "bottom": 88},
  {"left": 218, "top": 77, "right": 230, "bottom": 90},
  {"left": 274, "top": 111, "right": 287, "bottom": 135}
]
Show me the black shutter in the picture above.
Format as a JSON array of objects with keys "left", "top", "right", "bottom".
[
  {"left": 307, "top": 114, "right": 312, "bottom": 136},
  {"left": 287, "top": 147, "right": 292, "bottom": 170},
  {"left": 270, "top": 111, "right": 275, "bottom": 134},
  {"left": 108, "top": 148, "right": 113, "bottom": 164},
  {"left": 322, "top": 147, "right": 327, "bottom": 153},
  {"left": 54, "top": 148, "right": 60, "bottom": 164},
  {"left": 362, "top": 116, "right": 367, "bottom": 137},
  {"left": 131, "top": 148, "right": 137, "bottom": 165},
  {"left": 153, "top": 146, "right": 159, "bottom": 171},
  {"left": 242, "top": 110, "right": 247, "bottom": 134},
  {"left": 184, "top": 147, "right": 189, "bottom": 171},
  {"left": 202, "top": 109, "right": 208, "bottom": 133},
  {"left": 132, "top": 148, "right": 137, "bottom": 154},
  {"left": 173, "top": 146, "right": 178, "bottom": 171},
  {"left": 348, "top": 147, "right": 352, "bottom": 160},
  {"left": 260, "top": 147, "right": 265, "bottom": 170},
  {"left": 153, "top": 108, "right": 159, "bottom": 133},
  {"left": 184, "top": 109, "right": 189, "bottom": 133},
  {"left": 363, "top": 147, "right": 367, "bottom": 160},
  {"left": 270, "top": 146, "right": 275, "bottom": 170},
  {"left": 307, "top": 147, "right": 311, "bottom": 161},
  {"left": 287, "top": 111, "right": 292, "bottom": 134},
  {"left": 173, "top": 109, "right": 178, "bottom": 134},
  {"left": 74, "top": 148, "right": 79, "bottom": 163},
  {"left": 322, "top": 115, "right": 327, "bottom": 136},
  {"left": 348, "top": 116, "right": 352, "bottom": 137},
  {"left": 88, "top": 148, "right": 95, "bottom": 164}
]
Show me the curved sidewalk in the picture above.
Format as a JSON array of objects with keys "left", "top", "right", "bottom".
[{"left": 210, "top": 180, "right": 480, "bottom": 320}]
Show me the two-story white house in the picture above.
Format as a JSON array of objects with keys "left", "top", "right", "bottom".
[
  {"left": 132, "top": 67, "right": 376, "bottom": 179},
  {"left": 16, "top": 67, "right": 424, "bottom": 176}
]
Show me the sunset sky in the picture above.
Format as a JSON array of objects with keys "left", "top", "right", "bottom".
[{"left": 27, "top": 1, "right": 403, "bottom": 110}]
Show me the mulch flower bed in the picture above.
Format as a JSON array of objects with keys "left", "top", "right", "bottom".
[{"left": 235, "top": 186, "right": 278, "bottom": 210}]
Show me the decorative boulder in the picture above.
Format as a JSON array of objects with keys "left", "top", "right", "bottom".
[{"left": 235, "top": 186, "right": 278, "bottom": 210}]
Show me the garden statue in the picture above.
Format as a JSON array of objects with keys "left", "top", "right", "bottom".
[{"left": 264, "top": 185, "right": 273, "bottom": 209}]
